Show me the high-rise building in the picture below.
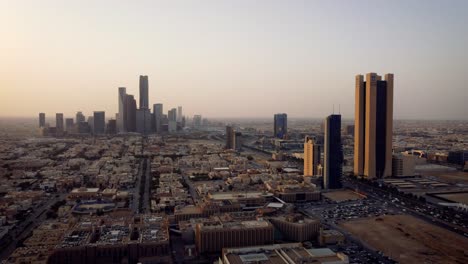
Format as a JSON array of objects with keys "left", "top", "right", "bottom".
[
  {"left": 93, "top": 111, "right": 106, "bottom": 134},
  {"left": 107, "top": 119, "right": 117, "bottom": 134},
  {"left": 76, "top": 111, "right": 85, "bottom": 123},
  {"left": 139, "top": 75, "right": 149, "bottom": 109},
  {"left": 324, "top": 114, "right": 342, "bottom": 189},
  {"left": 136, "top": 108, "right": 152, "bottom": 134},
  {"left": 39, "top": 113, "right": 46, "bottom": 127},
  {"left": 234, "top": 132, "right": 242, "bottom": 151},
  {"left": 56, "top": 113, "right": 64, "bottom": 134},
  {"left": 354, "top": 73, "right": 394, "bottom": 179},
  {"left": 226, "top": 126, "right": 234, "bottom": 149},
  {"left": 65, "top": 118, "right": 74, "bottom": 132},
  {"left": 304, "top": 136, "right": 322, "bottom": 177},
  {"left": 118, "top": 87, "right": 127, "bottom": 132},
  {"left": 125, "top": 95, "right": 137, "bottom": 132},
  {"left": 168, "top": 108, "right": 177, "bottom": 132},
  {"left": 153, "top": 104, "right": 163, "bottom": 133},
  {"left": 177, "top": 106, "right": 183, "bottom": 122},
  {"left": 274, "top": 113, "right": 287, "bottom": 139},
  {"left": 392, "top": 154, "right": 415, "bottom": 177},
  {"left": 87, "top": 116, "right": 94, "bottom": 133},
  {"left": 193, "top": 115, "right": 202, "bottom": 128}
]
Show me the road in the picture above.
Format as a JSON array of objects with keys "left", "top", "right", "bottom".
[{"left": 0, "top": 193, "right": 67, "bottom": 261}]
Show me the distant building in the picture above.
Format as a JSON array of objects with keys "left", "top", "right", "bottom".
[
  {"left": 87, "top": 116, "right": 94, "bottom": 133},
  {"left": 65, "top": 118, "right": 74, "bottom": 132},
  {"left": 304, "top": 136, "right": 322, "bottom": 177},
  {"left": 234, "top": 132, "right": 242, "bottom": 151},
  {"left": 177, "top": 106, "right": 183, "bottom": 122},
  {"left": 139, "top": 75, "right": 149, "bottom": 109},
  {"left": 447, "top": 150, "right": 468, "bottom": 166},
  {"left": 345, "top": 124, "right": 354, "bottom": 136},
  {"left": 193, "top": 115, "right": 202, "bottom": 128},
  {"left": 118, "top": 87, "right": 127, "bottom": 132},
  {"left": 324, "top": 114, "right": 342, "bottom": 189},
  {"left": 76, "top": 111, "right": 85, "bottom": 123},
  {"left": 125, "top": 95, "right": 137, "bottom": 132},
  {"left": 93, "top": 111, "right": 105, "bottom": 134},
  {"left": 226, "top": 126, "right": 234, "bottom": 149},
  {"left": 77, "top": 121, "right": 91, "bottom": 134},
  {"left": 355, "top": 73, "right": 394, "bottom": 178},
  {"left": 168, "top": 108, "right": 177, "bottom": 132},
  {"left": 136, "top": 108, "right": 152, "bottom": 134},
  {"left": 153, "top": 103, "right": 163, "bottom": 133},
  {"left": 39, "top": 113, "right": 46, "bottom": 127},
  {"left": 106, "top": 119, "right": 117, "bottom": 134},
  {"left": 392, "top": 154, "right": 415, "bottom": 177},
  {"left": 274, "top": 113, "right": 287, "bottom": 139},
  {"left": 56, "top": 113, "right": 64, "bottom": 134}
]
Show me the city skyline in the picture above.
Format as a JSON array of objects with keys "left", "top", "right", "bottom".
[{"left": 1, "top": 1, "right": 468, "bottom": 119}]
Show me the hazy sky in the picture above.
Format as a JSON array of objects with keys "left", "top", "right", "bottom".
[{"left": 1, "top": 0, "right": 467, "bottom": 119}]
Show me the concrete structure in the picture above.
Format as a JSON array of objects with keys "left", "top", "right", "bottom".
[
  {"left": 76, "top": 111, "right": 85, "bottom": 123},
  {"left": 274, "top": 113, "right": 288, "bottom": 139},
  {"left": 93, "top": 111, "right": 105, "bottom": 135},
  {"left": 125, "top": 95, "right": 137, "bottom": 132},
  {"left": 139, "top": 75, "right": 149, "bottom": 109},
  {"left": 39, "top": 113, "right": 46, "bottom": 127},
  {"left": 55, "top": 113, "right": 64, "bottom": 134},
  {"left": 153, "top": 103, "right": 163, "bottom": 133},
  {"left": 304, "top": 136, "right": 322, "bottom": 177},
  {"left": 354, "top": 73, "right": 394, "bottom": 179},
  {"left": 221, "top": 243, "right": 349, "bottom": 264},
  {"left": 269, "top": 215, "right": 320, "bottom": 242},
  {"left": 118, "top": 87, "right": 127, "bottom": 132},
  {"left": 324, "top": 114, "right": 342, "bottom": 189},
  {"left": 392, "top": 154, "right": 415, "bottom": 177}
]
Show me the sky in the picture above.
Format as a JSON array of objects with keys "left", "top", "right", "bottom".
[{"left": 1, "top": 0, "right": 467, "bottom": 120}]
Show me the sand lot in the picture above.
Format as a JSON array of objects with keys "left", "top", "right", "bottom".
[
  {"left": 323, "top": 190, "right": 365, "bottom": 202},
  {"left": 340, "top": 214, "right": 468, "bottom": 264}
]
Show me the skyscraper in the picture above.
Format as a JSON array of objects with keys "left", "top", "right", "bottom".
[
  {"left": 274, "top": 113, "right": 287, "bottom": 139},
  {"left": 39, "top": 113, "right": 46, "bottom": 127},
  {"left": 193, "top": 115, "right": 202, "bottom": 128},
  {"left": 136, "top": 108, "right": 152, "bottom": 134},
  {"left": 56, "top": 113, "right": 64, "bottom": 134},
  {"left": 93, "top": 111, "right": 106, "bottom": 134},
  {"left": 177, "top": 106, "right": 183, "bottom": 122},
  {"left": 226, "top": 126, "right": 234, "bottom": 149},
  {"left": 125, "top": 95, "right": 137, "bottom": 132},
  {"left": 354, "top": 73, "right": 394, "bottom": 179},
  {"left": 304, "top": 136, "right": 322, "bottom": 177},
  {"left": 168, "top": 108, "right": 177, "bottom": 132},
  {"left": 324, "top": 114, "right": 343, "bottom": 189},
  {"left": 118, "top": 87, "right": 127, "bottom": 132},
  {"left": 153, "top": 103, "right": 163, "bottom": 134},
  {"left": 76, "top": 111, "right": 85, "bottom": 123},
  {"left": 65, "top": 118, "right": 74, "bottom": 132},
  {"left": 139, "top": 75, "right": 149, "bottom": 109}
]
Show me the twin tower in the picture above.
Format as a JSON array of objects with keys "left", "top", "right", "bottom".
[{"left": 354, "top": 73, "right": 394, "bottom": 179}]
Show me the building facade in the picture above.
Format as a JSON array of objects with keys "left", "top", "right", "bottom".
[
  {"left": 304, "top": 136, "right": 322, "bottom": 177},
  {"left": 93, "top": 111, "right": 106, "bottom": 135},
  {"left": 274, "top": 113, "right": 287, "bottom": 139},
  {"left": 139, "top": 75, "right": 149, "bottom": 109},
  {"left": 324, "top": 114, "right": 342, "bottom": 189},
  {"left": 118, "top": 87, "right": 127, "bottom": 132}
]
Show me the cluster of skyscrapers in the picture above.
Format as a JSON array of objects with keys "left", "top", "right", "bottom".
[
  {"left": 302, "top": 72, "right": 394, "bottom": 189},
  {"left": 38, "top": 75, "right": 196, "bottom": 136}
]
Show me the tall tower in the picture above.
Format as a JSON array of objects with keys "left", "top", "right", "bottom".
[
  {"left": 177, "top": 106, "right": 183, "bottom": 122},
  {"left": 324, "top": 114, "right": 343, "bottom": 189},
  {"left": 153, "top": 103, "right": 163, "bottom": 133},
  {"left": 125, "top": 95, "right": 137, "bottom": 132},
  {"left": 304, "top": 136, "right": 322, "bottom": 177},
  {"left": 76, "top": 111, "right": 85, "bottom": 123},
  {"left": 93, "top": 111, "right": 106, "bottom": 134},
  {"left": 354, "top": 73, "right": 394, "bottom": 179},
  {"left": 274, "top": 113, "right": 287, "bottom": 139},
  {"left": 118, "top": 87, "right": 127, "bottom": 132},
  {"left": 39, "top": 113, "right": 46, "bottom": 127},
  {"left": 226, "top": 126, "right": 234, "bottom": 149},
  {"left": 139, "top": 75, "right": 149, "bottom": 109},
  {"left": 56, "top": 113, "right": 64, "bottom": 134}
]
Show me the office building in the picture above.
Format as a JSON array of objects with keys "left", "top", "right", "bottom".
[
  {"left": 269, "top": 215, "right": 320, "bottom": 242},
  {"left": 234, "top": 132, "right": 242, "bottom": 151},
  {"left": 118, "top": 87, "right": 127, "bottom": 132},
  {"left": 168, "top": 108, "right": 177, "bottom": 132},
  {"left": 193, "top": 115, "right": 202, "bottom": 128},
  {"left": 93, "top": 111, "right": 105, "bottom": 134},
  {"left": 392, "top": 154, "right": 415, "bottom": 177},
  {"left": 304, "top": 136, "right": 322, "bottom": 177},
  {"left": 139, "top": 75, "right": 149, "bottom": 109},
  {"left": 56, "top": 113, "right": 64, "bottom": 134},
  {"left": 177, "top": 106, "right": 183, "bottom": 122},
  {"left": 136, "top": 108, "right": 152, "bottom": 134},
  {"left": 226, "top": 126, "right": 234, "bottom": 149},
  {"left": 65, "top": 118, "right": 74, "bottom": 132},
  {"left": 87, "top": 116, "right": 94, "bottom": 133},
  {"left": 153, "top": 103, "right": 163, "bottom": 133},
  {"left": 447, "top": 150, "right": 468, "bottom": 165},
  {"left": 39, "top": 113, "right": 46, "bottom": 127},
  {"left": 125, "top": 95, "right": 137, "bottom": 132},
  {"left": 76, "top": 111, "right": 85, "bottom": 123},
  {"left": 106, "top": 119, "right": 117, "bottom": 134},
  {"left": 274, "top": 113, "right": 287, "bottom": 139},
  {"left": 324, "top": 114, "right": 342, "bottom": 189},
  {"left": 345, "top": 124, "right": 355, "bottom": 136},
  {"left": 354, "top": 73, "right": 394, "bottom": 179},
  {"left": 77, "top": 122, "right": 91, "bottom": 134}
]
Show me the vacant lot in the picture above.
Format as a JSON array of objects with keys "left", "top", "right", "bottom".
[
  {"left": 340, "top": 214, "right": 468, "bottom": 264},
  {"left": 323, "top": 190, "right": 364, "bottom": 202},
  {"left": 421, "top": 170, "right": 468, "bottom": 184},
  {"left": 435, "top": 192, "right": 468, "bottom": 204}
]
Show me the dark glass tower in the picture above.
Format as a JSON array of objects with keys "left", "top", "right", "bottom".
[
  {"left": 324, "top": 114, "right": 343, "bottom": 189},
  {"left": 139, "top": 75, "right": 149, "bottom": 109},
  {"left": 274, "top": 113, "right": 287, "bottom": 139}
]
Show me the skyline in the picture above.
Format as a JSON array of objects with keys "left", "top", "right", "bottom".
[{"left": 1, "top": 1, "right": 468, "bottom": 119}]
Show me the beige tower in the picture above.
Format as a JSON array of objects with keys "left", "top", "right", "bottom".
[
  {"left": 354, "top": 73, "right": 393, "bottom": 178},
  {"left": 304, "top": 136, "right": 322, "bottom": 176}
]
